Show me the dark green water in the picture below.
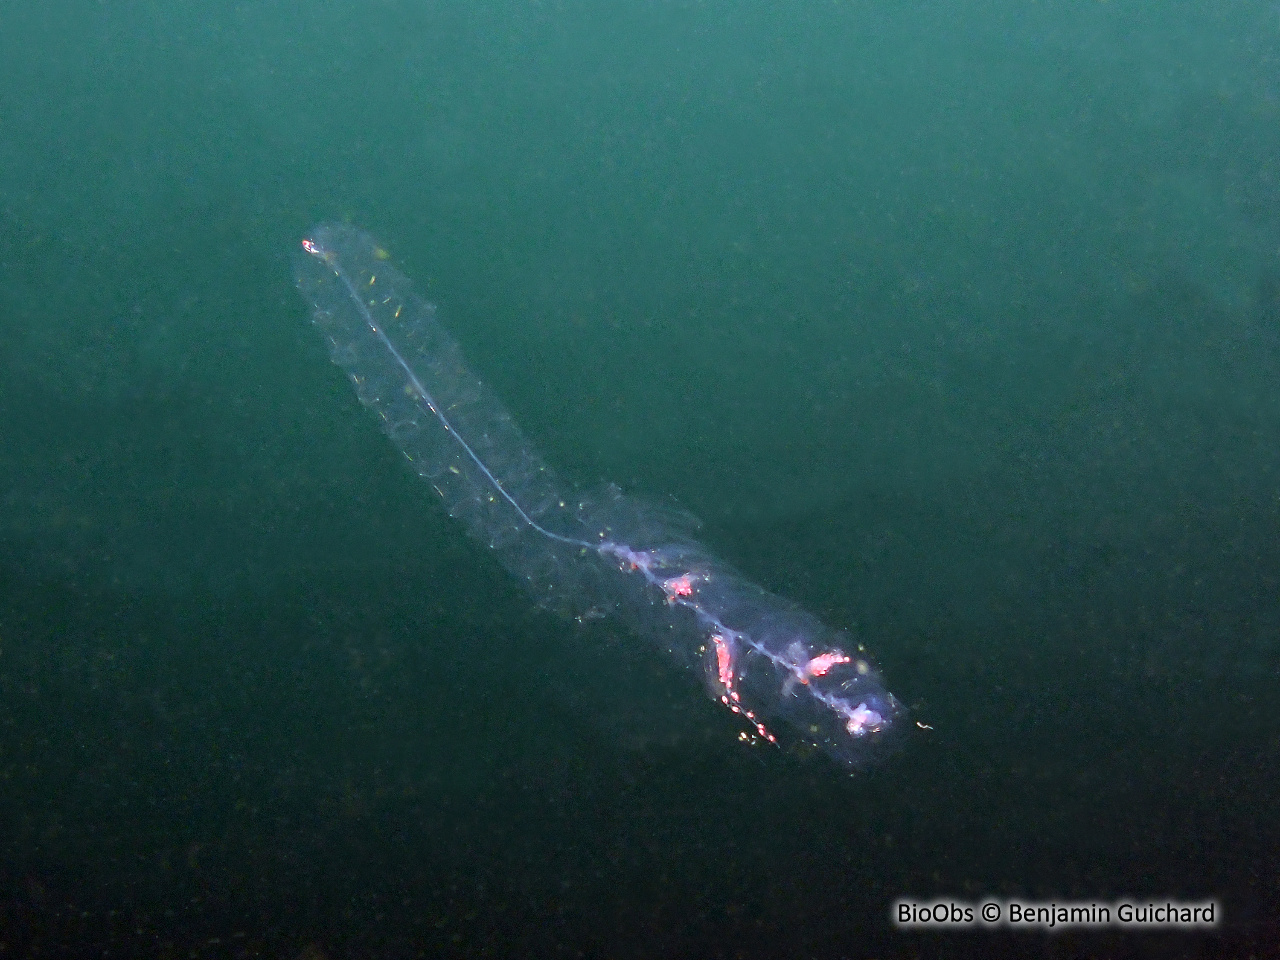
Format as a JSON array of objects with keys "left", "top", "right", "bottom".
[{"left": 2, "top": 2, "right": 1278, "bottom": 957}]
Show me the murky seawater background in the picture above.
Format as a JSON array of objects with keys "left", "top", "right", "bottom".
[{"left": 1, "top": 2, "right": 1277, "bottom": 956}]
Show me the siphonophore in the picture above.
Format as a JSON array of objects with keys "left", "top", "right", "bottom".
[{"left": 293, "top": 222, "right": 905, "bottom": 768}]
